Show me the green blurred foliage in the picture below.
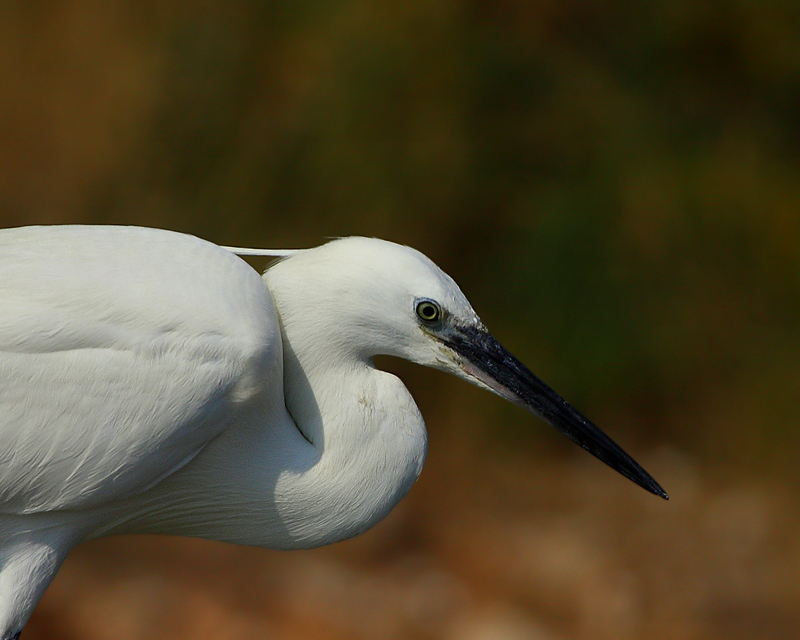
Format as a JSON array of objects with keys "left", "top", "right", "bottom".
[{"left": 1, "top": 0, "right": 799, "bottom": 472}]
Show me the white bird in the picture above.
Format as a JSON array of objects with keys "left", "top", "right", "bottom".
[{"left": 0, "top": 225, "right": 666, "bottom": 639}]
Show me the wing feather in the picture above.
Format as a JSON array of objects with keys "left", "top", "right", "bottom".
[{"left": 0, "top": 226, "right": 280, "bottom": 513}]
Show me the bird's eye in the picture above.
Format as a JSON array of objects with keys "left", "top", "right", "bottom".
[{"left": 415, "top": 300, "right": 442, "bottom": 323}]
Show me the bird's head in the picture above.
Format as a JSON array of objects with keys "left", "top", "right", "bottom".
[{"left": 262, "top": 237, "right": 667, "bottom": 499}]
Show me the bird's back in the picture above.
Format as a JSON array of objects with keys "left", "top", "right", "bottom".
[{"left": 0, "top": 226, "right": 281, "bottom": 514}]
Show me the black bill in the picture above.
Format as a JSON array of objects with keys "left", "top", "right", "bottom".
[{"left": 443, "top": 325, "right": 668, "bottom": 500}]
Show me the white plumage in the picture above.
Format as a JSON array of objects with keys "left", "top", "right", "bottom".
[{"left": 0, "top": 225, "right": 665, "bottom": 639}]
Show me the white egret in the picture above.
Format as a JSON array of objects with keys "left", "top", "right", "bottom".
[{"left": 0, "top": 225, "right": 666, "bottom": 639}]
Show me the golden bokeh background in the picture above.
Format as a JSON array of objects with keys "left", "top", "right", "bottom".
[{"left": 3, "top": 1, "right": 800, "bottom": 638}]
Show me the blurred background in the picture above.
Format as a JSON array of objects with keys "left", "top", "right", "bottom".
[{"left": 2, "top": 1, "right": 800, "bottom": 638}]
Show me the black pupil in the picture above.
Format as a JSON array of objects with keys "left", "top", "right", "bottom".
[{"left": 420, "top": 303, "right": 437, "bottom": 320}]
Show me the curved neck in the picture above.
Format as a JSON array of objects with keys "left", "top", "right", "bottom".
[
  {"left": 260, "top": 262, "right": 430, "bottom": 545},
  {"left": 271, "top": 322, "right": 428, "bottom": 547}
]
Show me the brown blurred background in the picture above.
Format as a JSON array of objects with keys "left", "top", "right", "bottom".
[{"left": 3, "top": 1, "right": 800, "bottom": 638}]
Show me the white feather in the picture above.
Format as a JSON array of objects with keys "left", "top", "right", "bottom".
[{"left": 220, "top": 246, "right": 301, "bottom": 257}]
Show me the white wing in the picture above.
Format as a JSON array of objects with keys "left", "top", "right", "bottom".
[{"left": 0, "top": 226, "right": 280, "bottom": 514}]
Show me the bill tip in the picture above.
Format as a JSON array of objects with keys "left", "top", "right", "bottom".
[{"left": 652, "top": 486, "right": 669, "bottom": 500}]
